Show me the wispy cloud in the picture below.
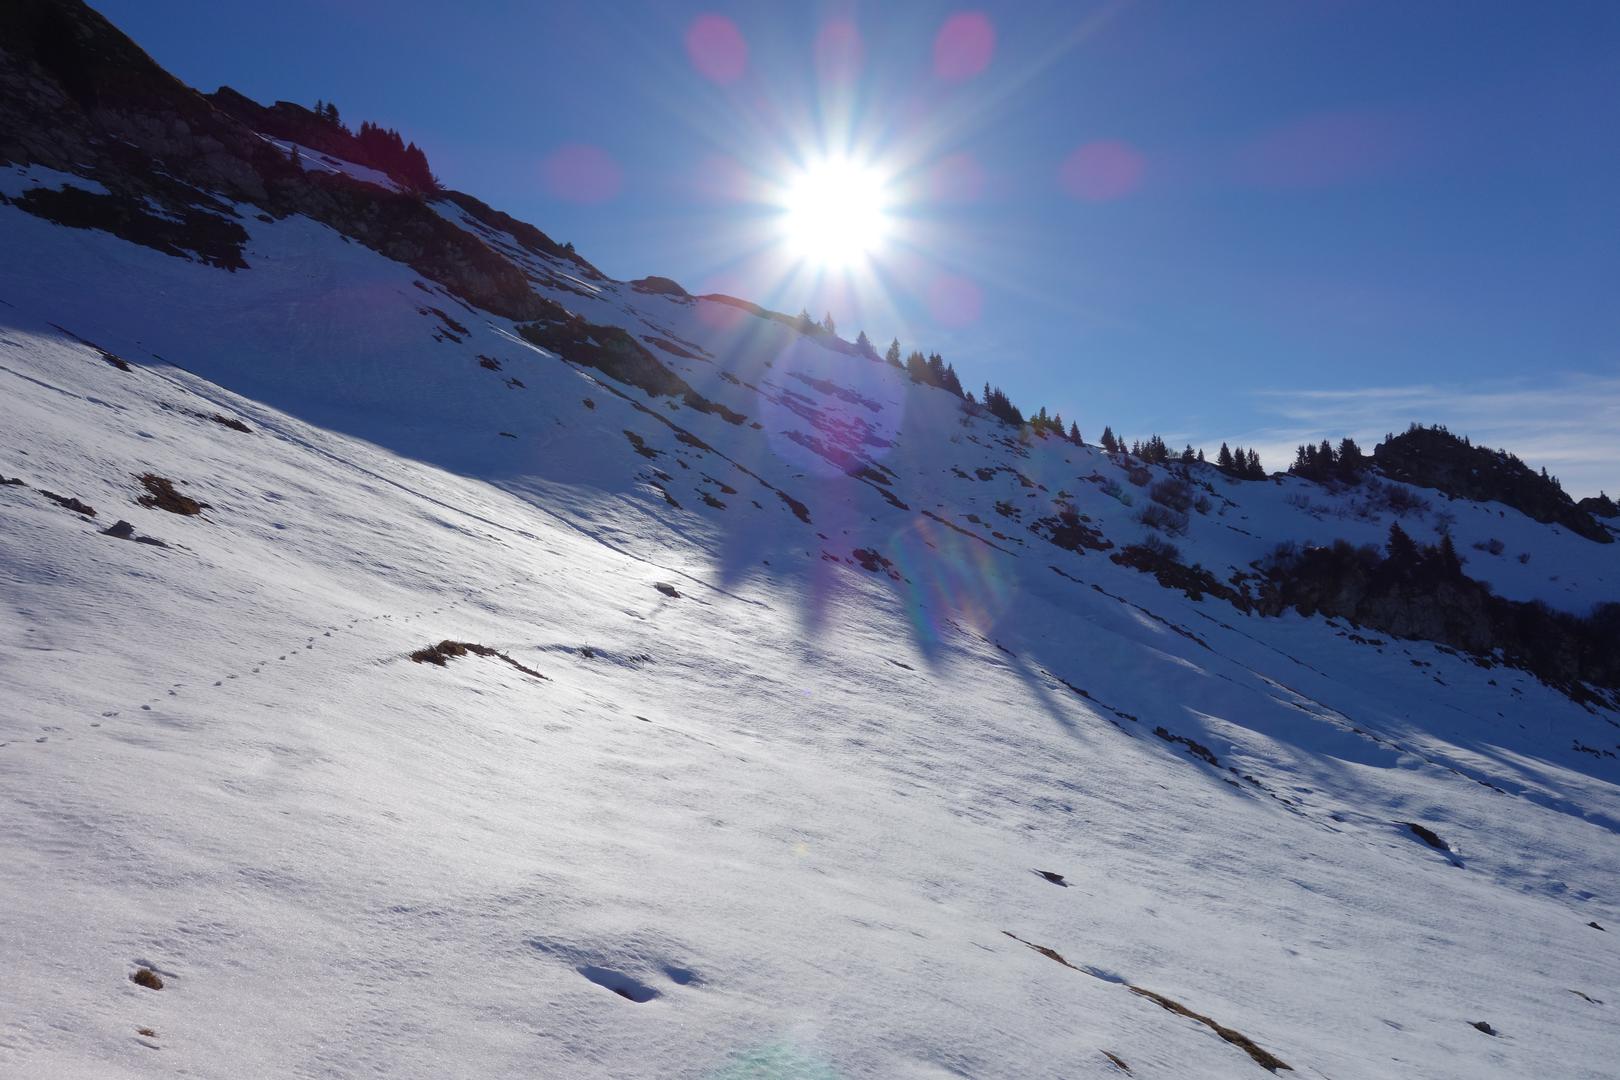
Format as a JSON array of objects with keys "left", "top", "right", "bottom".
[{"left": 1235, "top": 372, "right": 1620, "bottom": 498}]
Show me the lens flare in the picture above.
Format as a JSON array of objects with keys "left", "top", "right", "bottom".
[{"left": 777, "top": 157, "right": 894, "bottom": 269}]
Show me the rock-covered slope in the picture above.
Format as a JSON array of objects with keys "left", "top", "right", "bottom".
[{"left": 3, "top": 5, "right": 1619, "bottom": 1079}]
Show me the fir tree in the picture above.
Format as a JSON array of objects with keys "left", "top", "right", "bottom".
[
  {"left": 1387, "top": 522, "right": 1419, "bottom": 564},
  {"left": 1439, "top": 532, "right": 1463, "bottom": 576},
  {"left": 1069, "top": 421, "right": 1082, "bottom": 445},
  {"left": 823, "top": 311, "right": 837, "bottom": 335},
  {"left": 855, "top": 330, "right": 873, "bottom": 356},
  {"left": 1100, "top": 426, "right": 1117, "bottom": 453},
  {"left": 1217, "top": 443, "right": 1234, "bottom": 469},
  {"left": 886, "top": 339, "right": 903, "bottom": 368}
]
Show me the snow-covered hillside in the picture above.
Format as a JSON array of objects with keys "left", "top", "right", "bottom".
[{"left": 3, "top": 7, "right": 1619, "bottom": 1078}]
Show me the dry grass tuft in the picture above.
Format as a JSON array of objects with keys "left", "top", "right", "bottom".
[{"left": 130, "top": 968, "right": 164, "bottom": 990}]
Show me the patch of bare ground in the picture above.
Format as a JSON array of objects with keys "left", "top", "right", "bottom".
[
  {"left": 136, "top": 474, "right": 208, "bottom": 515},
  {"left": 1004, "top": 931, "right": 1291, "bottom": 1073},
  {"left": 1127, "top": 985, "right": 1291, "bottom": 1073},
  {"left": 1101, "top": 1050, "right": 1131, "bottom": 1073},
  {"left": 408, "top": 640, "right": 546, "bottom": 680},
  {"left": 40, "top": 490, "right": 96, "bottom": 516},
  {"left": 1001, "top": 931, "right": 1079, "bottom": 970},
  {"left": 130, "top": 968, "right": 163, "bottom": 990}
]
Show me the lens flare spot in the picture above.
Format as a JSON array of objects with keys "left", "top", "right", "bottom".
[
  {"left": 933, "top": 12, "right": 995, "bottom": 82},
  {"left": 814, "top": 18, "right": 865, "bottom": 84},
  {"left": 540, "top": 143, "right": 622, "bottom": 204},
  {"left": 928, "top": 152, "right": 987, "bottom": 203},
  {"left": 892, "top": 517, "right": 1014, "bottom": 646},
  {"left": 685, "top": 14, "right": 748, "bottom": 84},
  {"left": 691, "top": 153, "right": 752, "bottom": 202},
  {"left": 927, "top": 273, "right": 982, "bottom": 328},
  {"left": 1059, "top": 140, "right": 1145, "bottom": 202}
]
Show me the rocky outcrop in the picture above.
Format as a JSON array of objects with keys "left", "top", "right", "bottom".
[
  {"left": 1373, "top": 425, "right": 1610, "bottom": 543},
  {"left": 1260, "top": 534, "right": 1620, "bottom": 697},
  {"left": 0, "top": 0, "right": 549, "bottom": 320}
]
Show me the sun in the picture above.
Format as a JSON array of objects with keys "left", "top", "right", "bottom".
[{"left": 777, "top": 157, "right": 894, "bottom": 269}]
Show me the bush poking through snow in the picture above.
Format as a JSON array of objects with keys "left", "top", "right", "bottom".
[
  {"left": 1149, "top": 477, "right": 1194, "bottom": 513},
  {"left": 1137, "top": 502, "right": 1189, "bottom": 536},
  {"left": 136, "top": 474, "right": 207, "bottom": 515},
  {"left": 1137, "top": 534, "right": 1182, "bottom": 563},
  {"left": 130, "top": 968, "right": 163, "bottom": 990}
]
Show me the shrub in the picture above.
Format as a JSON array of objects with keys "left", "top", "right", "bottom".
[
  {"left": 1473, "top": 537, "right": 1506, "bottom": 556},
  {"left": 1138, "top": 533, "right": 1182, "bottom": 562},
  {"left": 1382, "top": 484, "right": 1431, "bottom": 516},
  {"left": 1138, "top": 502, "right": 1189, "bottom": 536},
  {"left": 1193, "top": 494, "right": 1213, "bottom": 515},
  {"left": 1125, "top": 463, "right": 1151, "bottom": 487},
  {"left": 1149, "top": 477, "right": 1193, "bottom": 513}
]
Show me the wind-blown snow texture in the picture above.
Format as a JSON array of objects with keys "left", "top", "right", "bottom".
[{"left": 3, "top": 155, "right": 1618, "bottom": 1080}]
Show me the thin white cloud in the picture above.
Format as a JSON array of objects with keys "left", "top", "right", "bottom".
[{"left": 1234, "top": 372, "right": 1620, "bottom": 499}]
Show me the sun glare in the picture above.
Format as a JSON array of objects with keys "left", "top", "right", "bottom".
[{"left": 778, "top": 158, "right": 894, "bottom": 269}]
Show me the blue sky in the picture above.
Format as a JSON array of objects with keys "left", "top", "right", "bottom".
[{"left": 96, "top": 1, "right": 1620, "bottom": 494}]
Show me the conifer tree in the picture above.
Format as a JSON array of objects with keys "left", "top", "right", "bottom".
[
  {"left": 823, "top": 312, "right": 836, "bottom": 335},
  {"left": 1439, "top": 532, "right": 1463, "bottom": 576},
  {"left": 855, "top": 330, "right": 873, "bottom": 356},
  {"left": 1217, "top": 442, "right": 1234, "bottom": 469},
  {"left": 1100, "top": 426, "right": 1117, "bottom": 453},
  {"left": 1387, "top": 521, "right": 1419, "bottom": 564},
  {"left": 886, "top": 339, "right": 903, "bottom": 368},
  {"left": 1069, "top": 421, "right": 1082, "bottom": 445}
]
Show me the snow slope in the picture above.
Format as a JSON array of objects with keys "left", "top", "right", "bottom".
[{"left": 3, "top": 152, "right": 1620, "bottom": 1080}]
